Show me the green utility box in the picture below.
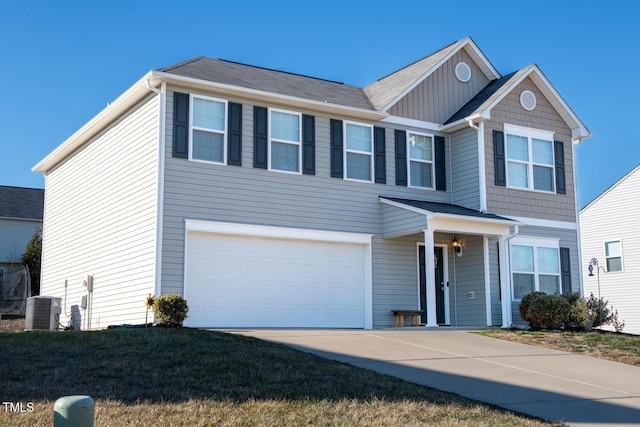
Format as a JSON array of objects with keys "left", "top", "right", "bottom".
[{"left": 53, "top": 395, "right": 94, "bottom": 427}]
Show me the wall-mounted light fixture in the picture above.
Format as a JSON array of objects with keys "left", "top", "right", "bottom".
[{"left": 452, "top": 238, "right": 463, "bottom": 258}]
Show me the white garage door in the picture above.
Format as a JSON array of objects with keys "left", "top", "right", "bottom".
[{"left": 184, "top": 230, "right": 367, "bottom": 328}]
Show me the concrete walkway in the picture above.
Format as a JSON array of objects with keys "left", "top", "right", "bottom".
[{"left": 234, "top": 329, "right": 640, "bottom": 427}]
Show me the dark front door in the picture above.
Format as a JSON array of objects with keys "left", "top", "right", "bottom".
[{"left": 419, "top": 246, "right": 445, "bottom": 324}]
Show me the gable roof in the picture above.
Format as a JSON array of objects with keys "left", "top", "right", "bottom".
[
  {"left": 0, "top": 186, "right": 44, "bottom": 220},
  {"left": 157, "top": 57, "right": 375, "bottom": 111},
  {"left": 364, "top": 37, "right": 501, "bottom": 112},
  {"left": 444, "top": 64, "right": 590, "bottom": 140},
  {"left": 580, "top": 164, "right": 640, "bottom": 213}
]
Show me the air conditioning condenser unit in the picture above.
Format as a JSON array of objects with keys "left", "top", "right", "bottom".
[{"left": 25, "top": 296, "right": 62, "bottom": 331}]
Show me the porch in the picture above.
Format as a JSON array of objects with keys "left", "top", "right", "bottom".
[{"left": 379, "top": 197, "right": 520, "bottom": 328}]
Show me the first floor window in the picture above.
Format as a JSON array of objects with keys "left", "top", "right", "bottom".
[
  {"left": 505, "top": 124, "right": 555, "bottom": 192},
  {"left": 511, "top": 238, "right": 560, "bottom": 300},
  {"left": 604, "top": 240, "right": 623, "bottom": 272},
  {"left": 270, "top": 109, "right": 301, "bottom": 173},
  {"left": 408, "top": 132, "right": 434, "bottom": 188},
  {"left": 191, "top": 95, "right": 227, "bottom": 163},
  {"left": 345, "top": 122, "right": 373, "bottom": 181},
  {"left": 0, "top": 268, "right": 4, "bottom": 279}
]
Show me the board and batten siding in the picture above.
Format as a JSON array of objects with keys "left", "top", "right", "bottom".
[
  {"left": 446, "top": 235, "right": 487, "bottom": 326},
  {"left": 389, "top": 49, "right": 490, "bottom": 124},
  {"left": 450, "top": 127, "right": 480, "bottom": 211},
  {"left": 40, "top": 95, "right": 159, "bottom": 329},
  {"left": 484, "top": 77, "right": 576, "bottom": 222},
  {"left": 580, "top": 166, "right": 640, "bottom": 335},
  {"left": 0, "top": 219, "right": 41, "bottom": 265},
  {"left": 161, "top": 88, "right": 454, "bottom": 327}
]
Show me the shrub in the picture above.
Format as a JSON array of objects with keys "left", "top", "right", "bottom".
[
  {"left": 565, "top": 298, "right": 590, "bottom": 331},
  {"left": 519, "top": 292, "right": 571, "bottom": 330},
  {"left": 153, "top": 294, "right": 189, "bottom": 326},
  {"left": 585, "top": 293, "right": 612, "bottom": 328}
]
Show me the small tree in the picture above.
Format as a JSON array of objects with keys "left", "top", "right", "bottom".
[{"left": 21, "top": 228, "right": 42, "bottom": 296}]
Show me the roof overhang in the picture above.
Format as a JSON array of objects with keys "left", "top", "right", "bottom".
[
  {"left": 441, "top": 65, "right": 591, "bottom": 141},
  {"left": 381, "top": 37, "right": 501, "bottom": 113},
  {"left": 380, "top": 197, "right": 520, "bottom": 238},
  {"left": 33, "top": 71, "right": 387, "bottom": 174}
]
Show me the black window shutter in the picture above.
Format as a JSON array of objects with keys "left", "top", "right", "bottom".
[
  {"left": 253, "top": 106, "right": 268, "bottom": 169},
  {"left": 394, "top": 130, "right": 407, "bottom": 186},
  {"left": 302, "top": 114, "right": 315, "bottom": 175},
  {"left": 330, "top": 119, "right": 343, "bottom": 178},
  {"left": 560, "top": 247, "right": 572, "bottom": 294},
  {"left": 374, "top": 126, "right": 386, "bottom": 184},
  {"left": 493, "top": 130, "right": 506, "bottom": 187},
  {"left": 555, "top": 140, "right": 566, "bottom": 194},
  {"left": 227, "top": 102, "right": 242, "bottom": 166},
  {"left": 172, "top": 92, "right": 189, "bottom": 159},
  {"left": 435, "top": 135, "right": 446, "bottom": 191}
]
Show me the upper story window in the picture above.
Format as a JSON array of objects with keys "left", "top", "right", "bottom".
[
  {"left": 511, "top": 237, "right": 560, "bottom": 300},
  {"left": 344, "top": 122, "right": 373, "bottom": 182},
  {"left": 269, "top": 109, "right": 301, "bottom": 173},
  {"left": 408, "top": 132, "right": 434, "bottom": 189},
  {"left": 191, "top": 95, "right": 227, "bottom": 164},
  {"left": 504, "top": 124, "right": 555, "bottom": 192},
  {"left": 604, "top": 240, "right": 623, "bottom": 272}
]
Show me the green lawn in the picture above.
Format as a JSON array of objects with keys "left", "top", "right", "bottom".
[{"left": 0, "top": 327, "right": 560, "bottom": 426}]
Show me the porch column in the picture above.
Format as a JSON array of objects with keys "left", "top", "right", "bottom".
[
  {"left": 498, "top": 235, "right": 512, "bottom": 328},
  {"left": 423, "top": 228, "right": 438, "bottom": 327}
]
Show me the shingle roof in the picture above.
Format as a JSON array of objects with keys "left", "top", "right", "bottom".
[
  {"left": 444, "top": 71, "right": 517, "bottom": 124},
  {"left": 363, "top": 40, "right": 465, "bottom": 111},
  {"left": 157, "top": 57, "right": 375, "bottom": 110},
  {"left": 0, "top": 186, "right": 45, "bottom": 220},
  {"left": 381, "top": 197, "right": 514, "bottom": 222}
]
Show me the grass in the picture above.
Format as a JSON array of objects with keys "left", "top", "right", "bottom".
[
  {"left": 477, "top": 329, "right": 640, "bottom": 366},
  {"left": 0, "top": 325, "right": 559, "bottom": 427}
]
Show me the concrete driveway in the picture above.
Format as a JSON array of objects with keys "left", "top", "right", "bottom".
[{"left": 234, "top": 329, "right": 640, "bottom": 427}]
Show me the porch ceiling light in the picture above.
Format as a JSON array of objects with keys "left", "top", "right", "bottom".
[{"left": 452, "top": 239, "right": 463, "bottom": 257}]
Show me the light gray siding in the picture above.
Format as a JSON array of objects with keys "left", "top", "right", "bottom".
[
  {"left": 40, "top": 95, "right": 159, "bottom": 329},
  {"left": 488, "top": 238, "right": 503, "bottom": 326},
  {"left": 485, "top": 77, "right": 576, "bottom": 222},
  {"left": 389, "top": 49, "right": 490, "bottom": 124},
  {"left": 381, "top": 203, "right": 426, "bottom": 238},
  {"left": 446, "top": 235, "right": 487, "bottom": 326},
  {"left": 160, "top": 87, "right": 454, "bottom": 327},
  {"left": 450, "top": 127, "right": 480, "bottom": 210}
]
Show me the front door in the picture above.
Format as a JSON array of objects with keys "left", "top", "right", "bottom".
[{"left": 419, "top": 246, "right": 445, "bottom": 324}]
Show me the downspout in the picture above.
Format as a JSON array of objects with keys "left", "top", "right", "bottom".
[
  {"left": 146, "top": 79, "right": 167, "bottom": 301},
  {"left": 572, "top": 138, "right": 585, "bottom": 296},
  {"left": 468, "top": 119, "right": 487, "bottom": 213}
]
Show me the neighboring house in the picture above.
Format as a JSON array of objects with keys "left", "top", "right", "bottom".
[
  {"left": 580, "top": 164, "right": 640, "bottom": 335},
  {"left": 33, "top": 37, "right": 590, "bottom": 330},
  {"left": 0, "top": 186, "right": 44, "bottom": 275}
]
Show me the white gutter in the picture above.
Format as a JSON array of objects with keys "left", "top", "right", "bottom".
[
  {"left": 149, "top": 71, "right": 387, "bottom": 122},
  {"left": 468, "top": 119, "right": 488, "bottom": 212}
]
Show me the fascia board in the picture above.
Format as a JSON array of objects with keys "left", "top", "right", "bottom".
[
  {"left": 151, "top": 71, "right": 387, "bottom": 121},
  {"left": 33, "top": 71, "right": 155, "bottom": 173},
  {"left": 380, "top": 38, "right": 501, "bottom": 113}
]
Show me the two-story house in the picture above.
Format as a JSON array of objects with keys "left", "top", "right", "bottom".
[{"left": 33, "top": 38, "right": 589, "bottom": 329}]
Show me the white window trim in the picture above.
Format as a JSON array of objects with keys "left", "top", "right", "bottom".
[
  {"left": 510, "top": 236, "right": 561, "bottom": 301},
  {"left": 268, "top": 107, "right": 302, "bottom": 174},
  {"left": 504, "top": 123, "right": 556, "bottom": 193},
  {"left": 344, "top": 120, "right": 374, "bottom": 183},
  {"left": 189, "top": 94, "right": 228, "bottom": 165},
  {"left": 604, "top": 238, "right": 624, "bottom": 273},
  {"left": 407, "top": 130, "right": 435, "bottom": 190}
]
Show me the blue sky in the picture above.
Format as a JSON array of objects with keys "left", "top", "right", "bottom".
[{"left": 1, "top": 0, "right": 638, "bottom": 208}]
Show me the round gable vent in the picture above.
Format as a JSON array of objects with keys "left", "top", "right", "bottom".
[
  {"left": 520, "top": 90, "right": 537, "bottom": 111},
  {"left": 455, "top": 62, "right": 471, "bottom": 82}
]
